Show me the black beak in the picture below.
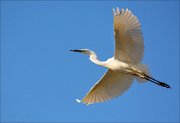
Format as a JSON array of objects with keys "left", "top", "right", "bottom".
[{"left": 69, "top": 50, "right": 83, "bottom": 53}]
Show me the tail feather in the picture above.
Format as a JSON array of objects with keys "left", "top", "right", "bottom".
[{"left": 134, "top": 64, "right": 150, "bottom": 83}]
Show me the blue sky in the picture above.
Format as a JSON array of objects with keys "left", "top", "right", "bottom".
[{"left": 1, "top": 1, "right": 179, "bottom": 122}]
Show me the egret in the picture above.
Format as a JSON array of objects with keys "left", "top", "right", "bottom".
[{"left": 70, "top": 8, "right": 170, "bottom": 105}]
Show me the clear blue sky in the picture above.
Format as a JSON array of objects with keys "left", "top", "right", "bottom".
[{"left": 1, "top": 1, "right": 179, "bottom": 122}]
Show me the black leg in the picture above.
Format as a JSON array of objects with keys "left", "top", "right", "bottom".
[{"left": 144, "top": 74, "right": 171, "bottom": 88}]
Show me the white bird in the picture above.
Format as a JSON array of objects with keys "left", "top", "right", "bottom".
[{"left": 70, "top": 8, "right": 170, "bottom": 105}]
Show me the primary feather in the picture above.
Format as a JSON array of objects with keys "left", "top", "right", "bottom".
[
  {"left": 114, "top": 8, "right": 144, "bottom": 64},
  {"left": 81, "top": 70, "right": 134, "bottom": 105}
]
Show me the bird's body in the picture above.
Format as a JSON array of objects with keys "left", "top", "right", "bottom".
[
  {"left": 89, "top": 50, "right": 133, "bottom": 74},
  {"left": 89, "top": 51, "right": 149, "bottom": 82},
  {"left": 70, "top": 7, "right": 170, "bottom": 105},
  {"left": 104, "top": 58, "right": 129, "bottom": 72}
]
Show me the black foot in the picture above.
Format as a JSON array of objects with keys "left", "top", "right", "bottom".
[{"left": 158, "top": 82, "right": 171, "bottom": 88}]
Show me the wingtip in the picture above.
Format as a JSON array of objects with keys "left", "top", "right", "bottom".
[
  {"left": 112, "top": 8, "right": 116, "bottom": 16},
  {"left": 116, "top": 7, "right": 120, "bottom": 14},
  {"left": 76, "top": 99, "right": 81, "bottom": 103}
]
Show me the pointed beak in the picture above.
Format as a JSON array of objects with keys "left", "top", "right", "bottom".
[{"left": 69, "top": 50, "right": 83, "bottom": 53}]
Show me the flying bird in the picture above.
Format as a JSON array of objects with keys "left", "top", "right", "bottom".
[{"left": 70, "top": 7, "right": 170, "bottom": 105}]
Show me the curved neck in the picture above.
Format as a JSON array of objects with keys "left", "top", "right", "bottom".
[{"left": 89, "top": 52, "right": 106, "bottom": 67}]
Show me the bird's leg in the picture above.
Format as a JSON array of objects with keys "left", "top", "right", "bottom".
[
  {"left": 143, "top": 74, "right": 171, "bottom": 88},
  {"left": 130, "top": 67, "right": 171, "bottom": 88}
]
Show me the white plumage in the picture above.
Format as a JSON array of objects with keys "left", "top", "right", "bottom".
[
  {"left": 70, "top": 7, "right": 170, "bottom": 105},
  {"left": 113, "top": 8, "right": 144, "bottom": 64}
]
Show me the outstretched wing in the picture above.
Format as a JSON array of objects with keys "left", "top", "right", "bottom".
[
  {"left": 78, "top": 70, "right": 134, "bottom": 105},
  {"left": 113, "top": 8, "right": 144, "bottom": 64}
]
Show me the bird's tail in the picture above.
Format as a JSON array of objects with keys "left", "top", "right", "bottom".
[{"left": 134, "top": 64, "right": 150, "bottom": 83}]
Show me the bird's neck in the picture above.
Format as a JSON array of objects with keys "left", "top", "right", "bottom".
[{"left": 89, "top": 53, "right": 107, "bottom": 67}]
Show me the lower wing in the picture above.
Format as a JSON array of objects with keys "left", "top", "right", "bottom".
[{"left": 77, "top": 69, "right": 134, "bottom": 105}]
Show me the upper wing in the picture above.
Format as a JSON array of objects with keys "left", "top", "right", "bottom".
[
  {"left": 79, "top": 69, "right": 134, "bottom": 105},
  {"left": 113, "top": 8, "right": 144, "bottom": 64}
]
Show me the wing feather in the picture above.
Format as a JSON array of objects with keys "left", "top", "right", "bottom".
[
  {"left": 79, "top": 70, "right": 134, "bottom": 105},
  {"left": 113, "top": 8, "right": 144, "bottom": 64}
]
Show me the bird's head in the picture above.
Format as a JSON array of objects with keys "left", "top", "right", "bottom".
[{"left": 70, "top": 49, "right": 92, "bottom": 55}]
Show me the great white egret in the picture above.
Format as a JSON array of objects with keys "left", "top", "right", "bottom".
[{"left": 70, "top": 8, "right": 170, "bottom": 105}]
